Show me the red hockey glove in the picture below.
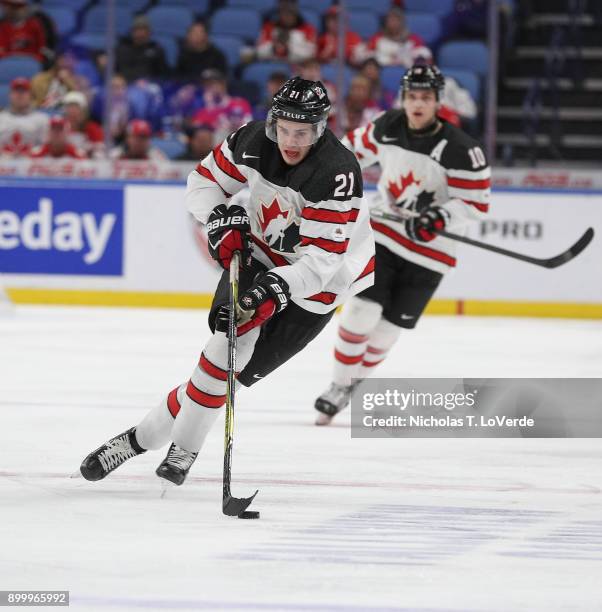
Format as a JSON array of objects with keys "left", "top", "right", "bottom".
[
  {"left": 406, "top": 207, "right": 449, "bottom": 242},
  {"left": 206, "top": 204, "right": 251, "bottom": 269},
  {"left": 237, "top": 272, "right": 290, "bottom": 336}
]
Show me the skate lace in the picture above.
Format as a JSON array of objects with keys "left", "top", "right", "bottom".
[
  {"left": 98, "top": 434, "right": 136, "bottom": 472},
  {"left": 167, "top": 446, "right": 197, "bottom": 470}
]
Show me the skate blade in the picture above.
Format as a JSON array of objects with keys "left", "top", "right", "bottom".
[
  {"left": 69, "top": 470, "right": 82, "bottom": 479},
  {"left": 315, "top": 412, "right": 334, "bottom": 426},
  {"left": 159, "top": 479, "right": 178, "bottom": 499}
]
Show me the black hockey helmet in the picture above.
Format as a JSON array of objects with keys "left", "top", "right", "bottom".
[
  {"left": 266, "top": 76, "right": 331, "bottom": 145},
  {"left": 400, "top": 64, "right": 445, "bottom": 100}
]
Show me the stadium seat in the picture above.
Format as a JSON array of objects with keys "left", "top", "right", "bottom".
[
  {"left": 155, "top": 35, "right": 179, "bottom": 69},
  {"left": 0, "top": 56, "right": 42, "bottom": 83},
  {"left": 155, "top": 0, "right": 210, "bottom": 17},
  {"left": 42, "top": 0, "right": 89, "bottom": 11},
  {"left": 74, "top": 58, "right": 102, "bottom": 87},
  {"left": 146, "top": 6, "right": 194, "bottom": 38},
  {"left": 82, "top": 6, "right": 134, "bottom": 37},
  {"left": 69, "top": 33, "right": 107, "bottom": 53},
  {"left": 211, "top": 8, "right": 262, "bottom": 42},
  {"left": 404, "top": 0, "right": 455, "bottom": 16},
  {"left": 300, "top": 9, "right": 320, "bottom": 31},
  {"left": 212, "top": 35, "right": 244, "bottom": 72},
  {"left": 120, "top": 0, "right": 153, "bottom": 13},
  {"left": 348, "top": 11, "right": 380, "bottom": 39},
  {"left": 244, "top": 61, "right": 290, "bottom": 90},
  {"left": 441, "top": 68, "right": 481, "bottom": 103},
  {"left": 438, "top": 41, "right": 489, "bottom": 76},
  {"left": 344, "top": 0, "right": 391, "bottom": 15},
  {"left": 298, "top": 0, "right": 333, "bottom": 12},
  {"left": 151, "top": 137, "right": 186, "bottom": 159},
  {"left": 319, "top": 64, "right": 354, "bottom": 95},
  {"left": 380, "top": 65, "right": 404, "bottom": 94},
  {"left": 227, "top": 0, "right": 275, "bottom": 11},
  {"left": 406, "top": 13, "right": 441, "bottom": 47},
  {"left": 0, "top": 83, "right": 10, "bottom": 108},
  {"left": 44, "top": 6, "right": 76, "bottom": 37}
]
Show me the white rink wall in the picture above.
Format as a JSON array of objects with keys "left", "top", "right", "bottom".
[{"left": 1, "top": 179, "right": 601, "bottom": 315}]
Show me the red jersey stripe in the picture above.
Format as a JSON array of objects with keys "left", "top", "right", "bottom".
[
  {"left": 348, "top": 208, "right": 359, "bottom": 222},
  {"left": 300, "top": 236, "right": 349, "bottom": 254},
  {"left": 447, "top": 176, "right": 491, "bottom": 190},
  {"left": 462, "top": 199, "right": 489, "bottom": 212},
  {"left": 213, "top": 146, "right": 246, "bottom": 183},
  {"left": 302, "top": 207, "right": 350, "bottom": 224},
  {"left": 186, "top": 381, "right": 226, "bottom": 408},
  {"left": 339, "top": 326, "right": 368, "bottom": 344},
  {"left": 167, "top": 387, "right": 181, "bottom": 418},
  {"left": 199, "top": 353, "right": 227, "bottom": 381},
  {"left": 347, "top": 130, "right": 356, "bottom": 148},
  {"left": 306, "top": 291, "right": 337, "bottom": 305},
  {"left": 371, "top": 221, "right": 456, "bottom": 267},
  {"left": 335, "top": 349, "right": 364, "bottom": 365},
  {"left": 196, "top": 163, "right": 231, "bottom": 197},
  {"left": 355, "top": 255, "right": 375, "bottom": 281},
  {"left": 362, "top": 123, "right": 377, "bottom": 154},
  {"left": 250, "top": 235, "right": 289, "bottom": 267}
]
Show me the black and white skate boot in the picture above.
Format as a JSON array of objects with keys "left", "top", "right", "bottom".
[
  {"left": 314, "top": 381, "right": 360, "bottom": 426},
  {"left": 155, "top": 443, "right": 198, "bottom": 486},
  {"left": 80, "top": 427, "right": 146, "bottom": 481}
]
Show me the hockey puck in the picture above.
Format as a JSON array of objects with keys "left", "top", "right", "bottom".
[{"left": 238, "top": 510, "right": 260, "bottom": 519}]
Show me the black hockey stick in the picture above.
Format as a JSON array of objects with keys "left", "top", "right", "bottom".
[
  {"left": 372, "top": 211, "right": 594, "bottom": 269},
  {"left": 223, "top": 251, "right": 258, "bottom": 516}
]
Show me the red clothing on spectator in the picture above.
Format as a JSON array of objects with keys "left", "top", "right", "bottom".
[
  {"left": 257, "top": 19, "right": 317, "bottom": 63},
  {"left": 68, "top": 119, "right": 104, "bottom": 158},
  {"left": 0, "top": 13, "right": 47, "bottom": 61},
  {"left": 318, "top": 30, "right": 363, "bottom": 64},
  {"left": 367, "top": 32, "right": 432, "bottom": 67},
  {"left": 29, "top": 142, "right": 86, "bottom": 159}
]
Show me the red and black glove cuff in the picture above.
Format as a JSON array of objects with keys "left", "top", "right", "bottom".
[{"left": 406, "top": 207, "right": 449, "bottom": 243}]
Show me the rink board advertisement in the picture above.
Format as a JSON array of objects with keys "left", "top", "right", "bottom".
[{"left": 1, "top": 181, "right": 601, "bottom": 315}]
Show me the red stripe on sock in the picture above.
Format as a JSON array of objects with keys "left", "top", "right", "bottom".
[
  {"left": 335, "top": 349, "right": 364, "bottom": 365},
  {"left": 199, "top": 352, "right": 227, "bottom": 381},
  {"left": 339, "top": 327, "right": 368, "bottom": 344},
  {"left": 167, "top": 387, "right": 181, "bottom": 418},
  {"left": 186, "top": 381, "right": 226, "bottom": 408}
]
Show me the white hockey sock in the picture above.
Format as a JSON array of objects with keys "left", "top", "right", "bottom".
[
  {"left": 357, "top": 317, "right": 401, "bottom": 378},
  {"left": 135, "top": 383, "right": 186, "bottom": 450},
  {"left": 171, "top": 327, "right": 259, "bottom": 452},
  {"left": 332, "top": 297, "right": 382, "bottom": 386}
]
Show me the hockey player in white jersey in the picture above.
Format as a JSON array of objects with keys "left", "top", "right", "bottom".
[
  {"left": 314, "top": 64, "right": 491, "bottom": 425},
  {"left": 80, "top": 77, "right": 375, "bottom": 485}
]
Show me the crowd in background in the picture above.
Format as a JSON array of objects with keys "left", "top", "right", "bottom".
[{"left": 0, "top": 0, "right": 491, "bottom": 161}]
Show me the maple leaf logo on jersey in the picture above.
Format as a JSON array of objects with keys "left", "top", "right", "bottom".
[
  {"left": 387, "top": 171, "right": 422, "bottom": 205},
  {"left": 258, "top": 196, "right": 300, "bottom": 254}
]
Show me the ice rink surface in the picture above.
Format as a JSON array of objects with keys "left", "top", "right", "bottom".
[{"left": 1, "top": 306, "right": 601, "bottom": 612}]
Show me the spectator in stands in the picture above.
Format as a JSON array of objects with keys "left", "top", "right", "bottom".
[
  {"left": 340, "top": 75, "right": 382, "bottom": 133},
  {"left": 0, "top": 77, "right": 48, "bottom": 157},
  {"left": 30, "top": 52, "right": 78, "bottom": 109},
  {"left": 177, "top": 124, "right": 214, "bottom": 161},
  {"left": 253, "top": 70, "right": 288, "bottom": 120},
  {"left": 0, "top": 0, "right": 51, "bottom": 64},
  {"left": 438, "top": 76, "right": 477, "bottom": 128},
  {"left": 190, "top": 69, "right": 252, "bottom": 143},
  {"left": 29, "top": 115, "right": 86, "bottom": 159},
  {"left": 176, "top": 22, "right": 227, "bottom": 83},
  {"left": 61, "top": 91, "right": 104, "bottom": 159},
  {"left": 357, "top": 57, "right": 396, "bottom": 109},
  {"left": 115, "top": 16, "right": 168, "bottom": 83},
  {"left": 257, "top": 0, "right": 317, "bottom": 63},
  {"left": 110, "top": 119, "right": 166, "bottom": 161},
  {"left": 317, "top": 6, "right": 365, "bottom": 67},
  {"left": 90, "top": 74, "right": 130, "bottom": 144},
  {"left": 367, "top": 7, "right": 432, "bottom": 67}
]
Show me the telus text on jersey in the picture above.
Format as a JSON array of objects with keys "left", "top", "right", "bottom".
[{"left": 0, "top": 198, "right": 115, "bottom": 264}]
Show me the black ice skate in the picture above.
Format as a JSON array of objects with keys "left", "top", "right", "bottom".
[
  {"left": 80, "top": 427, "right": 146, "bottom": 481},
  {"left": 314, "top": 381, "right": 361, "bottom": 426},
  {"left": 155, "top": 443, "right": 198, "bottom": 486}
]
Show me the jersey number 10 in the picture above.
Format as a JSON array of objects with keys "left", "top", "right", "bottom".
[{"left": 468, "top": 147, "right": 487, "bottom": 169}]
